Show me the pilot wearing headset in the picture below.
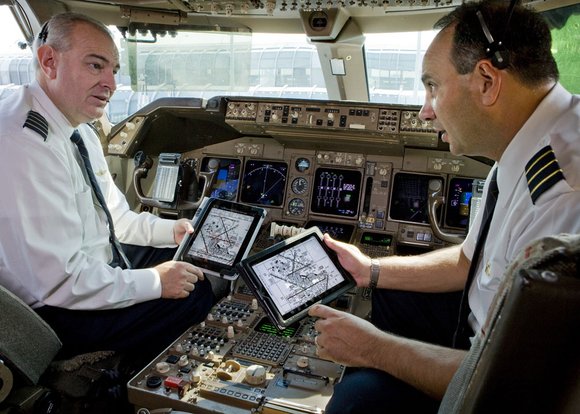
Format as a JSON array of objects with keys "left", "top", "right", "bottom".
[{"left": 310, "top": 2, "right": 580, "bottom": 413}]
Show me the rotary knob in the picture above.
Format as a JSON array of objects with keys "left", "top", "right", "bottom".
[
  {"left": 245, "top": 364, "right": 267, "bottom": 385},
  {"left": 297, "top": 356, "right": 309, "bottom": 368}
]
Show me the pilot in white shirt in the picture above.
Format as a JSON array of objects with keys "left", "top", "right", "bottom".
[
  {"left": 0, "top": 12, "right": 213, "bottom": 360},
  {"left": 0, "top": 80, "right": 176, "bottom": 310},
  {"left": 464, "top": 83, "right": 580, "bottom": 335}
]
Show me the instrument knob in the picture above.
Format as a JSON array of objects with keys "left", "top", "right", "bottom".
[{"left": 245, "top": 364, "right": 267, "bottom": 385}]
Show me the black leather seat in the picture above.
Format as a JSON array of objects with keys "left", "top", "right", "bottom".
[{"left": 440, "top": 234, "right": 580, "bottom": 414}]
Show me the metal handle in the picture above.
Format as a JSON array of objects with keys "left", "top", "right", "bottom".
[
  {"left": 427, "top": 179, "right": 465, "bottom": 244},
  {"left": 133, "top": 164, "right": 216, "bottom": 211}
]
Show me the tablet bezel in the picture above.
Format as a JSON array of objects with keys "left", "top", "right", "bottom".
[
  {"left": 236, "top": 227, "right": 356, "bottom": 330},
  {"left": 174, "top": 198, "right": 266, "bottom": 279}
]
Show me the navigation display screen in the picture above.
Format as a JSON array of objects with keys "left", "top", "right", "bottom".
[
  {"left": 310, "top": 168, "right": 362, "bottom": 217},
  {"left": 445, "top": 177, "right": 474, "bottom": 229},
  {"left": 240, "top": 160, "right": 288, "bottom": 207}
]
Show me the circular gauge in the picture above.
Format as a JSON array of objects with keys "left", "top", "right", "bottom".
[
  {"left": 291, "top": 177, "right": 309, "bottom": 195},
  {"left": 288, "top": 198, "right": 306, "bottom": 216},
  {"left": 295, "top": 157, "right": 311, "bottom": 173}
]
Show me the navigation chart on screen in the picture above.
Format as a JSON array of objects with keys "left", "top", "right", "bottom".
[
  {"left": 187, "top": 208, "right": 255, "bottom": 266},
  {"left": 251, "top": 237, "right": 345, "bottom": 315}
]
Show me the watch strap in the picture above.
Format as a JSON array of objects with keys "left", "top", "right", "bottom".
[{"left": 369, "top": 258, "right": 380, "bottom": 289}]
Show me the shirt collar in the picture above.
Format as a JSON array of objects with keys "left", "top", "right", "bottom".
[
  {"left": 496, "top": 83, "right": 572, "bottom": 207},
  {"left": 28, "top": 80, "right": 76, "bottom": 140}
]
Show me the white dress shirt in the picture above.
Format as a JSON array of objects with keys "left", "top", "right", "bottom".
[
  {"left": 463, "top": 83, "right": 580, "bottom": 334},
  {"left": 0, "top": 81, "right": 177, "bottom": 310}
]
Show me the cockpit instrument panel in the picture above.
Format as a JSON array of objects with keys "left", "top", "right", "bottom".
[
  {"left": 201, "top": 157, "right": 242, "bottom": 201},
  {"left": 445, "top": 177, "right": 475, "bottom": 229},
  {"left": 305, "top": 220, "right": 355, "bottom": 242},
  {"left": 310, "top": 168, "right": 362, "bottom": 218},
  {"left": 241, "top": 160, "right": 288, "bottom": 207},
  {"left": 389, "top": 172, "right": 443, "bottom": 225},
  {"left": 294, "top": 157, "right": 311, "bottom": 173}
]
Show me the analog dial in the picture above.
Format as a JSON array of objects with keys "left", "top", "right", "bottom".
[
  {"left": 288, "top": 198, "right": 306, "bottom": 216},
  {"left": 291, "top": 177, "right": 309, "bottom": 195}
]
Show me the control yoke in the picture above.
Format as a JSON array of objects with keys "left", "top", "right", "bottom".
[
  {"left": 428, "top": 179, "right": 465, "bottom": 244},
  {"left": 133, "top": 152, "right": 216, "bottom": 211}
]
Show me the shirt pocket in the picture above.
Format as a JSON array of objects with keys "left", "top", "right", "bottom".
[{"left": 75, "top": 186, "right": 102, "bottom": 240}]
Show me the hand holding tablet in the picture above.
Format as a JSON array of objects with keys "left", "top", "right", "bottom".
[
  {"left": 173, "top": 198, "right": 266, "bottom": 279},
  {"left": 236, "top": 227, "right": 356, "bottom": 330}
]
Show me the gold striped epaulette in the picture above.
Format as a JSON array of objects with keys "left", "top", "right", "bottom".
[{"left": 525, "top": 145, "right": 565, "bottom": 204}]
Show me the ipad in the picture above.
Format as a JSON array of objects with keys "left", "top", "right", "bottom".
[
  {"left": 174, "top": 198, "right": 266, "bottom": 279},
  {"left": 236, "top": 227, "right": 356, "bottom": 330}
]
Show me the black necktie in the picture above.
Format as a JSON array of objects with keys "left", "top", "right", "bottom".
[
  {"left": 453, "top": 167, "right": 499, "bottom": 348},
  {"left": 70, "top": 130, "right": 132, "bottom": 269}
]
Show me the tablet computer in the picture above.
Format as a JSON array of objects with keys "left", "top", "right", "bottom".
[
  {"left": 174, "top": 198, "right": 266, "bottom": 279},
  {"left": 236, "top": 227, "right": 356, "bottom": 330}
]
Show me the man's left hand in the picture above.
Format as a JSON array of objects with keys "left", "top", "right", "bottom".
[
  {"left": 173, "top": 218, "right": 194, "bottom": 244},
  {"left": 309, "top": 304, "right": 382, "bottom": 368}
]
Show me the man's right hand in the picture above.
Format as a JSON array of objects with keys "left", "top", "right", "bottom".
[
  {"left": 155, "top": 261, "right": 205, "bottom": 299},
  {"left": 323, "top": 234, "right": 372, "bottom": 288}
]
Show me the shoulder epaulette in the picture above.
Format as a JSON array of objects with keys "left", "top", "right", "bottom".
[
  {"left": 525, "top": 145, "right": 565, "bottom": 204},
  {"left": 22, "top": 110, "right": 48, "bottom": 141}
]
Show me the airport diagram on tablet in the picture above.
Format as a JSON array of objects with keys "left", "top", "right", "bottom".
[
  {"left": 187, "top": 208, "right": 255, "bottom": 266},
  {"left": 252, "top": 237, "right": 344, "bottom": 314}
]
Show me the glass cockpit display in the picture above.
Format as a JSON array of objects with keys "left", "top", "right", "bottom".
[
  {"left": 389, "top": 172, "right": 443, "bottom": 224},
  {"left": 445, "top": 177, "right": 474, "bottom": 229},
  {"left": 201, "top": 157, "right": 241, "bottom": 201},
  {"left": 310, "top": 168, "right": 362, "bottom": 217},
  {"left": 241, "top": 160, "right": 288, "bottom": 207}
]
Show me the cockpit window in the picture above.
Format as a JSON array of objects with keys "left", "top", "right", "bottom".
[
  {"left": 121, "top": 28, "right": 252, "bottom": 95},
  {"left": 110, "top": 30, "right": 327, "bottom": 122},
  {"left": 0, "top": 4, "right": 578, "bottom": 124},
  {"left": 365, "top": 31, "right": 437, "bottom": 105}
]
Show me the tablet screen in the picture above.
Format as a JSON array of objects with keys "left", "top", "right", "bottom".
[
  {"left": 186, "top": 207, "right": 258, "bottom": 266},
  {"left": 251, "top": 234, "right": 346, "bottom": 315},
  {"left": 237, "top": 227, "right": 355, "bottom": 328},
  {"left": 175, "top": 198, "right": 266, "bottom": 279}
]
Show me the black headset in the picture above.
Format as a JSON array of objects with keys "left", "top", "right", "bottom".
[
  {"left": 38, "top": 22, "right": 49, "bottom": 44},
  {"left": 475, "top": 0, "right": 518, "bottom": 70}
]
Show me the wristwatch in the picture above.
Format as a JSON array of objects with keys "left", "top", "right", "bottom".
[{"left": 369, "top": 258, "right": 380, "bottom": 289}]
